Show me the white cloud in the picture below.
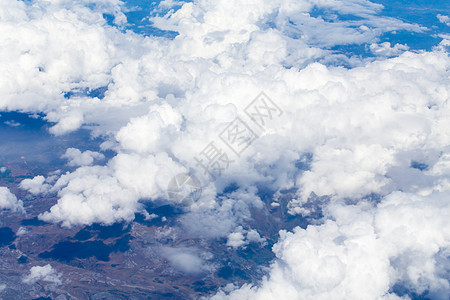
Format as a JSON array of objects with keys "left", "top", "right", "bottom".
[
  {"left": 0, "top": 0, "right": 423, "bottom": 137},
  {"left": 23, "top": 264, "right": 62, "bottom": 285},
  {"left": 226, "top": 228, "right": 247, "bottom": 248},
  {"left": 213, "top": 191, "right": 450, "bottom": 300},
  {"left": 246, "top": 229, "right": 266, "bottom": 244},
  {"left": 16, "top": 226, "right": 28, "bottom": 237},
  {"left": 285, "top": 51, "right": 450, "bottom": 211},
  {"left": 370, "top": 42, "right": 409, "bottom": 57},
  {"left": 226, "top": 226, "right": 266, "bottom": 249},
  {"left": 19, "top": 175, "right": 51, "bottom": 195},
  {"left": 6, "top": 0, "right": 445, "bottom": 234},
  {"left": 159, "top": 247, "right": 214, "bottom": 275},
  {"left": 179, "top": 186, "right": 264, "bottom": 239},
  {"left": 62, "top": 147, "right": 105, "bottom": 167},
  {"left": 2, "top": 1, "right": 450, "bottom": 297},
  {"left": 116, "top": 103, "right": 183, "bottom": 154},
  {"left": 38, "top": 165, "right": 139, "bottom": 227},
  {"left": 4, "top": 120, "right": 20, "bottom": 127},
  {"left": 0, "top": 186, "right": 24, "bottom": 212},
  {"left": 437, "top": 14, "right": 450, "bottom": 27},
  {"left": 38, "top": 152, "right": 185, "bottom": 227},
  {"left": 48, "top": 111, "right": 85, "bottom": 136}
]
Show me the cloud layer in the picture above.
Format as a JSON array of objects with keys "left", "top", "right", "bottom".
[{"left": 2, "top": 0, "right": 449, "bottom": 298}]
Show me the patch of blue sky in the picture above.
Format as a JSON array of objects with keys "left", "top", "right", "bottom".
[
  {"left": 63, "top": 86, "right": 108, "bottom": 100},
  {"left": 373, "top": 0, "right": 449, "bottom": 50},
  {"left": 294, "top": 1, "right": 448, "bottom": 59},
  {"left": 18, "top": 0, "right": 186, "bottom": 38},
  {"left": 0, "top": 112, "right": 110, "bottom": 165},
  {"left": 120, "top": 0, "right": 191, "bottom": 38},
  {"left": 309, "top": 6, "right": 366, "bottom": 22}
]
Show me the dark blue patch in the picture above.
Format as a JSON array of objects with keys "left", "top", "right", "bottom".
[
  {"left": 73, "top": 222, "right": 130, "bottom": 241},
  {"left": 74, "top": 229, "right": 93, "bottom": 241},
  {"left": 39, "top": 234, "right": 132, "bottom": 262},
  {"left": 192, "top": 280, "right": 217, "bottom": 293},
  {"left": 21, "top": 217, "right": 49, "bottom": 226},
  {"left": 149, "top": 203, "right": 180, "bottom": 217},
  {"left": 18, "top": 255, "right": 29, "bottom": 264},
  {"left": 113, "top": 234, "right": 132, "bottom": 252},
  {"left": 255, "top": 184, "right": 276, "bottom": 202},
  {"left": 88, "top": 86, "right": 108, "bottom": 99},
  {"left": 102, "top": 13, "right": 116, "bottom": 27},
  {"left": 40, "top": 240, "right": 112, "bottom": 261},
  {"left": 410, "top": 161, "right": 428, "bottom": 171},
  {"left": 361, "top": 193, "right": 383, "bottom": 203},
  {"left": 217, "top": 265, "right": 248, "bottom": 280},
  {"left": 0, "top": 227, "right": 16, "bottom": 247},
  {"left": 295, "top": 152, "right": 313, "bottom": 171},
  {"left": 390, "top": 283, "right": 430, "bottom": 300},
  {"left": 238, "top": 242, "right": 274, "bottom": 263},
  {"left": 0, "top": 111, "right": 46, "bottom": 129},
  {"left": 135, "top": 202, "right": 183, "bottom": 227},
  {"left": 120, "top": 0, "right": 187, "bottom": 38},
  {"left": 0, "top": 168, "right": 10, "bottom": 177},
  {"left": 222, "top": 182, "right": 239, "bottom": 195},
  {"left": 134, "top": 212, "right": 160, "bottom": 225},
  {"left": 0, "top": 111, "right": 106, "bottom": 165},
  {"left": 63, "top": 86, "right": 108, "bottom": 99},
  {"left": 91, "top": 222, "right": 130, "bottom": 239}
]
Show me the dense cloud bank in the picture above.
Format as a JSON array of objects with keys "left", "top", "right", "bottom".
[{"left": 2, "top": 0, "right": 449, "bottom": 298}]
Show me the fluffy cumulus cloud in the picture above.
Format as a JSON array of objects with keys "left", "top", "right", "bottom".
[
  {"left": 23, "top": 264, "right": 62, "bottom": 285},
  {"left": 2, "top": 0, "right": 450, "bottom": 298},
  {"left": 213, "top": 191, "right": 450, "bottom": 299},
  {"left": 38, "top": 152, "right": 185, "bottom": 227},
  {"left": 20, "top": 175, "right": 52, "bottom": 195},
  {"left": 62, "top": 148, "right": 105, "bottom": 167},
  {"left": 287, "top": 52, "right": 450, "bottom": 209},
  {"left": 226, "top": 226, "right": 266, "bottom": 249},
  {"left": 0, "top": 186, "right": 24, "bottom": 212},
  {"left": 370, "top": 42, "right": 409, "bottom": 57}
]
